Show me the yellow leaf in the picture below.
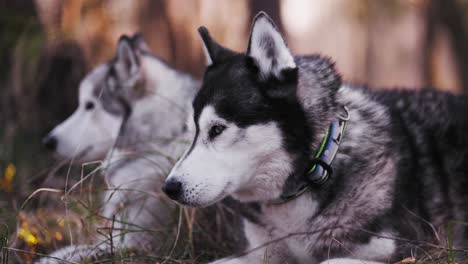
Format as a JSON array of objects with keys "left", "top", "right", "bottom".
[
  {"left": 1, "top": 163, "right": 16, "bottom": 192},
  {"left": 54, "top": 232, "right": 63, "bottom": 241},
  {"left": 5, "top": 163, "right": 16, "bottom": 181},
  {"left": 18, "top": 228, "right": 38, "bottom": 246}
]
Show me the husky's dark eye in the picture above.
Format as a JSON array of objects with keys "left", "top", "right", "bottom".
[
  {"left": 85, "top": 101, "right": 95, "bottom": 111},
  {"left": 209, "top": 124, "right": 226, "bottom": 139}
]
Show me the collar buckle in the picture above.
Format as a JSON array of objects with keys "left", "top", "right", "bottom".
[
  {"left": 307, "top": 158, "right": 333, "bottom": 184},
  {"left": 307, "top": 106, "right": 349, "bottom": 185}
]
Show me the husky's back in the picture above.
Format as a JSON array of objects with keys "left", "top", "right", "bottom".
[{"left": 372, "top": 88, "right": 468, "bottom": 253}]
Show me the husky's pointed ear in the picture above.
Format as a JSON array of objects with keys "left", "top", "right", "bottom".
[
  {"left": 132, "top": 33, "right": 151, "bottom": 53},
  {"left": 116, "top": 35, "right": 139, "bottom": 74},
  {"left": 198, "top": 26, "right": 236, "bottom": 66},
  {"left": 247, "top": 12, "right": 296, "bottom": 79}
]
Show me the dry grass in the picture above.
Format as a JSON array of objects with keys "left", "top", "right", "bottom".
[
  {"left": 2, "top": 147, "right": 468, "bottom": 264},
  {"left": 0, "top": 157, "right": 243, "bottom": 264}
]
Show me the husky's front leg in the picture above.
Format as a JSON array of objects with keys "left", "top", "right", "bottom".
[
  {"left": 319, "top": 259, "right": 384, "bottom": 264},
  {"left": 208, "top": 245, "right": 265, "bottom": 264},
  {"left": 209, "top": 255, "right": 262, "bottom": 264},
  {"left": 210, "top": 219, "right": 291, "bottom": 264},
  {"left": 209, "top": 248, "right": 291, "bottom": 264},
  {"left": 208, "top": 220, "right": 266, "bottom": 264}
]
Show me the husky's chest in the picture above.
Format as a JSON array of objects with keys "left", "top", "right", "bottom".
[
  {"left": 259, "top": 195, "right": 396, "bottom": 262},
  {"left": 261, "top": 195, "right": 318, "bottom": 262}
]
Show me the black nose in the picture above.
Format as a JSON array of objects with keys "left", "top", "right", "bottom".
[
  {"left": 162, "top": 179, "right": 182, "bottom": 200},
  {"left": 43, "top": 135, "right": 57, "bottom": 151}
]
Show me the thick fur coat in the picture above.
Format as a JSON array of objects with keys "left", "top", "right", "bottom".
[
  {"left": 38, "top": 35, "right": 198, "bottom": 263},
  {"left": 164, "top": 12, "right": 468, "bottom": 264}
]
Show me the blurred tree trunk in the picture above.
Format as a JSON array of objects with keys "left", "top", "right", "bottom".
[
  {"left": 0, "top": 0, "right": 40, "bottom": 143},
  {"left": 437, "top": 0, "right": 468, "bottom": 93},
  {"left": 424, "top": 0, "right": 468, "bottom": 93},
  {"left": 250, "top": 0, "right": 283, "bottom": 32},
  {"left": 0, "top": 0, "right": 86, "bottom": 186},
  {"left": 423, "top": 0, "right": 436, "bottom": 88},
  {"left": 365, "top": 1, "right": 425, "bottom": 89},
  {"left": 138, "top": 0, "right": 176, "bottom": 63}
]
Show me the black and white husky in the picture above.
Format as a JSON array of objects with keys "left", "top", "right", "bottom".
[
  {"left": 163, "top": 12, "right": 468, "bottom": 264},
  {"left": 38, "top": 34, "right": 198, "bottom": 263}
]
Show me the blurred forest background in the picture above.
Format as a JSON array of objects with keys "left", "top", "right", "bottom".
[{"left": 2, "top": 0, "right": 468, "bottom": 262}]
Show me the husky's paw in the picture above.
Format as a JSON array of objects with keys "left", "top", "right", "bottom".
[
  {"left": 34, "top": 244, "right": 102, "bottom": 264},
  {"left": 209, "top": 257, "right": 247, "bottom": 264},
  {"left": 319, "top": 259, "right": 385, "bottom": 264}
]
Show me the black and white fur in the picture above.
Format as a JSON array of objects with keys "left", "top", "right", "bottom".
[
  {"left": 38, "top": 34, "right": 198, "bottom": 263},
  {"left": 164, "top": 12, "right": 468, "bottom": 263}
]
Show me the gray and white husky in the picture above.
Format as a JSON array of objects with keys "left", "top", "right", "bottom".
[
  {"left": 163, "top": 12, "right": 468, "bottom": 264},
  {"left": 39, "top": 34, "right": 198, "bottom": 263}
]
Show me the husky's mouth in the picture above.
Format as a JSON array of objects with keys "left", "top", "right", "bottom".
[
  {"left": 76, "top": 146, "right": 94, "bottom": 160},
  {"left": 56, "top": 145, "right": 95, "bottom": 163},
  {"left": 181, "top": 182, "right": 232, "bottom": 208}
]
